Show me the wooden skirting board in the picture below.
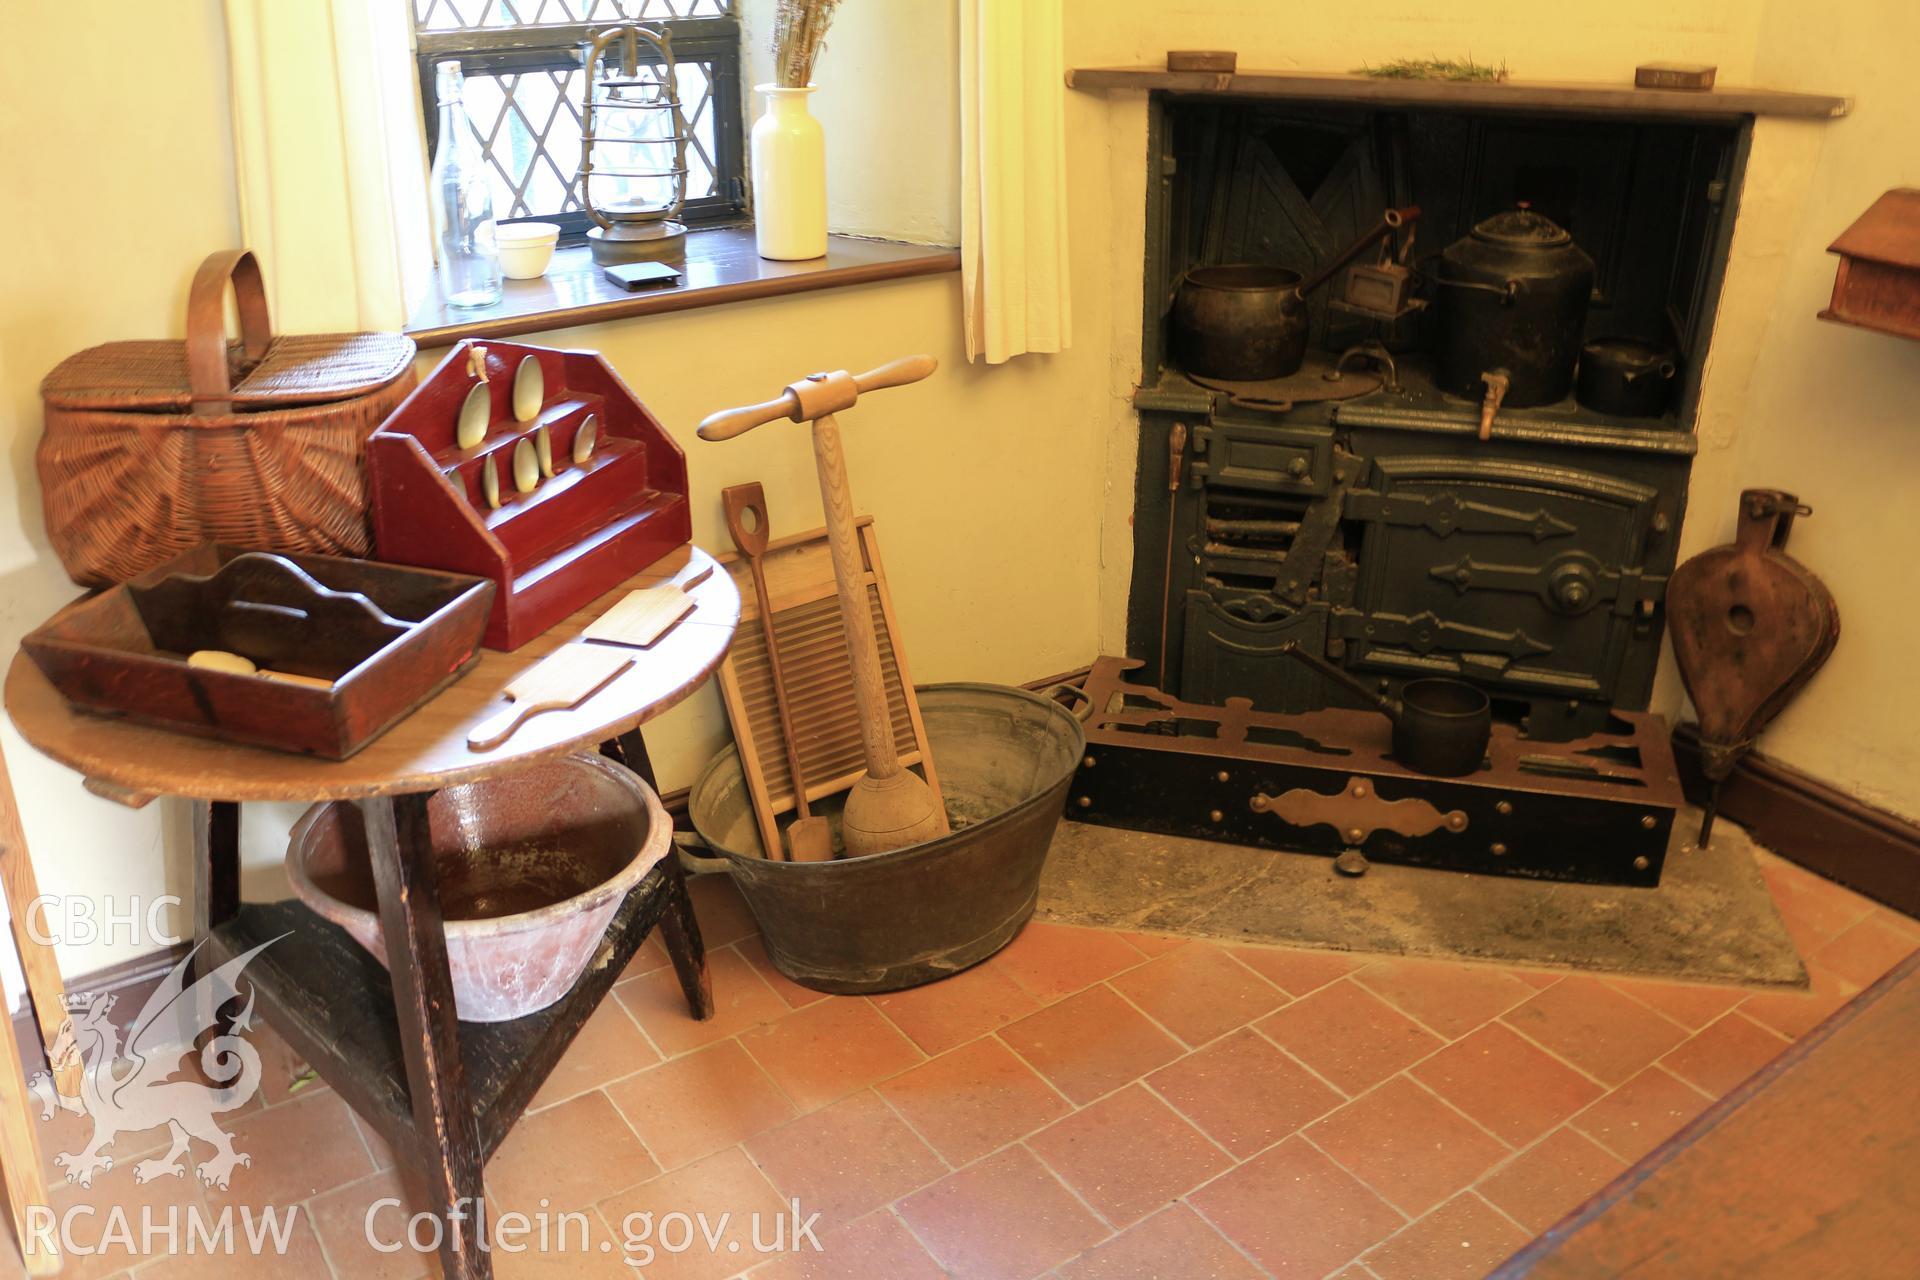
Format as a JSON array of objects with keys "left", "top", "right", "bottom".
[{"left": 1673, "top": 722, "right": 1920, "bottom": 918}]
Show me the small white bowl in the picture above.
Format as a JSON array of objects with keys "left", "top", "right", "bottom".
[{"left": 496, "top": 221, "right": 560, "bottom": 280}]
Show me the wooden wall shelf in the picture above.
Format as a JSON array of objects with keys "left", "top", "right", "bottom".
[{"left": 1066, "top": 67, "right": 1849, "bottom": 120}]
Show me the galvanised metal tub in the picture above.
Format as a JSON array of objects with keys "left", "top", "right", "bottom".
[{"left": 680, "top": 683, "right": 1086, "bottom": 993}]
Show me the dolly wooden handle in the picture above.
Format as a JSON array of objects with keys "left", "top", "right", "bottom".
[
  {"left": 696, "top": 355, "right": 937, "bottom": 441},
  {"left": 811, "top": 413, "right": 901, "bottom": 780}
]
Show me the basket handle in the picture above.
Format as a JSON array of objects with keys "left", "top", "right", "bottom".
[{"left": 187, "top": 249, "right": 275, "bottom": 415}]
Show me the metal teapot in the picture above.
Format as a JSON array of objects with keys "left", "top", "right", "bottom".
[{"left": 1434, "top": 205, "right": 1595, "bottom": 425}]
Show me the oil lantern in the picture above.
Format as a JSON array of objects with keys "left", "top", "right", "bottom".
[{"left": 577, "top": 25, "right": 690, "bottom": 265}]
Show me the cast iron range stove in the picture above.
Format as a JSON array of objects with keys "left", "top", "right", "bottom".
[{"left": 1065, "top": 84, "right": 1747, "bottom": 887}]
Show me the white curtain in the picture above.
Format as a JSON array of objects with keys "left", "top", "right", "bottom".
[
  {"left": 960, "top": 0, "right": 1071, "bottom": 364},
  {"left": 224, "top": 0, "right": 433, "bottom": 333}
]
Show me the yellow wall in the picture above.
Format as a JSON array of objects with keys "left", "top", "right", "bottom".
[
  {"left": 1675, "top": 0, "right": 1920, "bottom": 818},
  {"left": 0, "top": 4, "right": 239, "bottom": 976},
  {"left": 2, "top": 0, "right": 1914, "bottom": 979}
]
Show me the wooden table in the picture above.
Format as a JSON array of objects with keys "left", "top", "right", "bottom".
[{"left": 5, "top": 545, "right": 740, "bottom": 1280}]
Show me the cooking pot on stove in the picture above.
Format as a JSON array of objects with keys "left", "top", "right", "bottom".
[
  {"left": 1577, "top": 336, "right": 1678, "bottom": 419},
  {"left": 1173, "top": 207, "right": 1420, "bottom": 381},
  {"left": 1435, "top": 206, "right": 1595, "bottom": 410}
]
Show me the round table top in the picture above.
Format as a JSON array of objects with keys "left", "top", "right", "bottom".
[{"left": 5, "top": 545, "right": 740, "bottom": 804}]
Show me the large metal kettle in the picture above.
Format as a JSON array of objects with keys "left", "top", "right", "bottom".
[{"left": 1435, "top": 206, "right": 1595, "bottom": 432}]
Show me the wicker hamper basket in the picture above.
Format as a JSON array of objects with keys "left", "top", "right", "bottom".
[{"left": 38, "top": 249, "right": 417, "bottom": 586}]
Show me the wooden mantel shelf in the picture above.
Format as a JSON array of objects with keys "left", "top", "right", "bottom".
[{"left": 1066, "top": 66, "right": 1848, "bottom": 120}]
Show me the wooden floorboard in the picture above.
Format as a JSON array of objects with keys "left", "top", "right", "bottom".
[{"left": 1495, "top": 951, "right": 1920, "bottom": 1278}]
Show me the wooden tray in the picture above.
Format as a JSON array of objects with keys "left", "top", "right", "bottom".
[
  {"left": 22, "top": 545, "right": 494, "bottom": 760},
  {"left": 715, "top": 517, "right": 938, "bottom": 856}
]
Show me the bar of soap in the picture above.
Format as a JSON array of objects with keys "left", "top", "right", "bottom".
[{"left": 188, "top": 648, "right": 257, "bottom": 675}]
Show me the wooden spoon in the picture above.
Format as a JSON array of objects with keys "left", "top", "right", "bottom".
[{"left": 724, "top": 483, "right": 832, "bottom": 861}]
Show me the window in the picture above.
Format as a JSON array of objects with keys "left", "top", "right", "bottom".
[{"left": 411, "top": 1, "right": 745, "bottom": 236}]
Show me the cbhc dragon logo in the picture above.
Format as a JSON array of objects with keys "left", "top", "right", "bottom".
[{"left": 27, "top": 938, "right": 283, "bottom": 1190}]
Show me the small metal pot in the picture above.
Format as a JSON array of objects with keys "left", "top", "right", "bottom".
[
  {"left": 1278, "top": 643, "right": 1491, "bottom": 777},
  {"left": 1577, "top": 337, "right": 1678, "bottom": 418},
  {"left": 1171, "top": 264, "right": 1309, "bottom": 380},
  {"left": 1435, "top": 207, "right": 1595, "bottom": 408}
]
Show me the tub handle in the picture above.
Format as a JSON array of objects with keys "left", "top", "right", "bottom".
[
  {"left": 673, "top": 830, "right": 731, "bottom": 875},
  {"left": 1043, "top": 682, "right": 1096, "bottom": 724}
]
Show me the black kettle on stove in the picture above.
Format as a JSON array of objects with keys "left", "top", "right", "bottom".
[{"left": 1434, "top": 205, "right": 1595, "bottom": 421}]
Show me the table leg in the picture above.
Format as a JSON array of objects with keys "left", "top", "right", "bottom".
[
  {"left": 364, "top": 793, "right": 490, "bottom": 1280},
  {"left": 191, "top": 799, "right": 241, "bottom": 939},
  {"left": 0, "top": 742, "right": 60, "bottom": 1275},
  {"left": 603, "top": 729, "right": 659, "bottom": 790},
  {"left": 598, "top": 729, "right": 710, "bottom": 1021},
  {"left": 658, "top": 856, "right": 714, "bottom": 1021},
  {"left": 0, "top": 742, "right": 69, "bottom": 1070}
]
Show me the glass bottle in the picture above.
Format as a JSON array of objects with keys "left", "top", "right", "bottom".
[{"left": 431, "top": 61, "right": 503, "bottom": 309}]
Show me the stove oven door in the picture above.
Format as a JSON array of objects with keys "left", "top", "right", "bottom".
[{"left": 1342, "top": 455, "right": 1665, "bottom": 707}]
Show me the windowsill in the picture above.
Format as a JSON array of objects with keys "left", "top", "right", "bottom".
[{"left": 405, "top": 228, "right": 961, "bottom": 349}]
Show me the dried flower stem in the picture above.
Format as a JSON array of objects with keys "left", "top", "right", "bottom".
[{"left": 772, "top": 0, "right": 842, "bottom": 88}]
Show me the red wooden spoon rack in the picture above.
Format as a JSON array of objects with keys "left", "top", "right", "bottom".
[{"left": 368, "top": 339, "right": 690, "bottom": 650}]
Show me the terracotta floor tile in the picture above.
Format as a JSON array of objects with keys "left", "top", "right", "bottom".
[
  {"left": 733, "top": 934, "right": 831, "bottom": 1008},
  {"left": 1601, "top": 975, "right": 1749, "bottom": 1031},
  {"left": 528, "top": 1000, "right": 660, "bottom": 1110},
  {"left": 1411, "top": 1022, "right": 1603, "bottom": 1146},
  {"left": 201, "top": 1088, "right": 375, "bottom": 1214},
  {"left": 1815, "top": 913, "right": 1919, "bottom": 988},
  {"left": 1501, "top": 975, "right": 1688, "bottom": 1086},
  {"left": 998, "top": 985, "right": 1184, "bottom": 1105},
  {"left": 686, "top": 872, "right": 760, "bottom": 946},
  {"left": 1658, "top": 1010, "right": 1792, "bottom": 1097},
  {"left": 876, "top": 1035, "right": 1071, "bottom": 1165},
  {"left": 1189, "top": 1135, "right": 1405, "bottom": 1278},
  {"left": 1256, "top": 980, "right": 1444, "bottom": 1094},
  {"left": 739, "top": 996, "right": 925, "bottom": 1111},
  {"left": 491, "top": 1210, "right": 637, "bottom": 1280},
  {"left": 745, "top": 1090, "right": 947, "bottom": 1223},
  {"left": 623, "top": 930, "right": 670, "bottom": 978},
  {"left": 748, "top": 1208, "right": 947, "bottom": 1280},
  {"left": 1759, "top": 856, "right": 1876, "bottom": 950},
  {"left": 487, "top": 1090, "right": 659, "bottom": 1216},
  {"left": 1228, "top": 943, "right": 1363, "bottom": 996},
  {"left": 350, "top": 1108, "right": 398, "bottom": 1173},
  {"left": 896, "top": 1145, "right": 1107, "bottom": 1280},
  {"left": 1879, "top": 906, "right": 1920, "bottom": 939},
  {"left": 1147, "top": 1028, "right": 1345, "bottom": 1157},
  {"left": 1058, "top": 1203, "right": 1264, "bottom": 1280},
  {"left": 870, "top": 962, "right": 1043, "bottom": 1055},
  {"left": 1569, "top": 1065, "right": 1711, "bottom": 1164},
  {"left": 990, "top": 921, "right": 1149, "bottom": 1001},
  {"left": 1306, "top": 1077, "right": 1510, "bottom": 1216},
  {"left": 1108, "top": 942, "right": 1287, "bottom": 1047},
  {"left": 309, "top": 1168, "right": 434, "bottom": 1280},
  {"left": 1739, "top": 959, "right": 1860, "bottom": 1039},
  {"left": 1362, "top": 1190, "right": 1529, "bottom": 1280},
  {"left": 1115, "top": 930, "right": 1189, "bottom": 957},
  {"left": 1027, "top": 1084, "right": 1231, "bottom": 1227},
  {"left": 614, "top": 945, "right": 789, "bottom": 1057},
  {"left": 1476, "top": 1126, "right": 1627, "bottom": 1234},
  {"left": 1351, "top": 958, "right": 1536, "bottom": 1040},
  {"left": 1508, "top": 968, "right": 1564, "bottom": 990},
  {"left": 596, "top": 1147, "right": 789, "bottom": 1280},
  {"left": 604, "top": 1038, "right": 797, "bottom": 1171},
  {"left": 37, "top": 1149, "right": 212, "bottom": 1280},
  {"left": 137, "top": 1207, "right": 333, "bottom": 1280}
]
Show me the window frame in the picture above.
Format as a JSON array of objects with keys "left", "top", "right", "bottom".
[{"left": 414, "top": 12, "right": 746, "bottom": 239}]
